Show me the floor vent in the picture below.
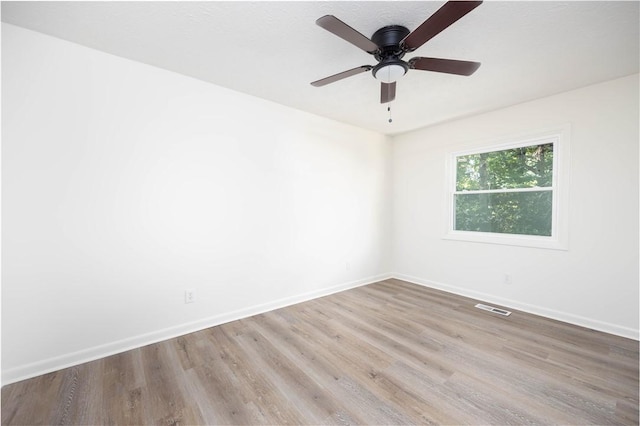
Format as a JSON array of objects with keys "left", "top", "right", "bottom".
[{"left": 475, "top": 303, "right": 512, "bottom": 316}]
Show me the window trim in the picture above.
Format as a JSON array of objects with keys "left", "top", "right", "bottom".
[{"left": 443, "top": 125, "right": 570, "bottom": 250}]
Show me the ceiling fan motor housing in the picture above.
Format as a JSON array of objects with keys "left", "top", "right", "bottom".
[
  {"left": 372, "top": 25, "right": 410, "bottom": 58},
  {"left": 371, "top": 25, "right": 410, "bottom": 79}
]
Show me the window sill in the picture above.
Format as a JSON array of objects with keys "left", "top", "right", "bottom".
[{"left": 443, "top": 231, "right": 568, "bottom": 251}]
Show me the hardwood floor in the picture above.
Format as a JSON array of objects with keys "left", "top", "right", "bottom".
[{"left": 2, "top": 279, "right": 638, "bottom": 425}]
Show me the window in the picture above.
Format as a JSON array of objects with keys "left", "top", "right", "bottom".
[
  {"left": 445, "top": 126, "right": 570, "bottom": 250},
  {"left": 455, "top": 142, "right": 554, "bottom": 236}
]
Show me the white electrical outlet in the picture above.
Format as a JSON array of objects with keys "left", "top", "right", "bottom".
[
  {"left": 185, "top": 289, "right": 196, "bottom": 304},
  {"left": 504, "top": 274, "right": 512, "bottom": 285}
]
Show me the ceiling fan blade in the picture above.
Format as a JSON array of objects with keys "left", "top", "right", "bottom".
[
  {"left": 402, "top": 1, "right": 482, "bottom": 52},
  {"left": 409, "top": 57, "right": 480, "bottom": 76},
  {"left": 311, "top": 66, "right": 373, "bottom": 87},
  {"left": 381, "top": 82, "right": 396, "bottom": 103},
  {"left": 316, "top": 15, "right": 379, "bottom": 53}
]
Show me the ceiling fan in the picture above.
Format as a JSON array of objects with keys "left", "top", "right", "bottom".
[{"left": 311, "top": 1, "right": 482, "bottom": 104}]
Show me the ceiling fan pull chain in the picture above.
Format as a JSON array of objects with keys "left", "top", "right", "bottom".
[{"left": 388, "top": 106, "right": 393, "bottom": 123}]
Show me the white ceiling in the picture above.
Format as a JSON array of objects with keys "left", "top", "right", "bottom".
[{"left": 2, "top": 1, "right": 638, "bottom": 135}]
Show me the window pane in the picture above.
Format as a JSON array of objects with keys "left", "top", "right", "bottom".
[
  {"left": 456, "top": 143, "right": 553, "bottom": 191},
  {"left": 455, "top": 191, "right": 552, "bottom": 236}
]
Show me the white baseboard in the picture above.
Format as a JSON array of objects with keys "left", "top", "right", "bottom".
[
  {"left": 1, "top": 273, "right": 392, "bottom": 386},
  {"left": 392, "top": 273, "right": 640, "bottom": 341}
]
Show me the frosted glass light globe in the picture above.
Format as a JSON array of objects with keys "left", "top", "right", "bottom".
[{"left": 374, "top": 64, "right": 407, "bottom": 83}]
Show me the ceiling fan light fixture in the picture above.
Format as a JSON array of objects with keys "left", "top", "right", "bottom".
[
  {"left": 372, "top": 59, "right": 408, "bottom": 83},
  {"left": 373, "top": 64, "right": 406, "bottom": 83}
]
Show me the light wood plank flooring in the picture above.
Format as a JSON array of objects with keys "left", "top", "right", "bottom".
[{"left": 2, "top": 279, "right": 639, "bottom": 425}]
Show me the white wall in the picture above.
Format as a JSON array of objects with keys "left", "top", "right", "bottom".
[
  {"left": 391, "top": 74, "right": 639, "bottom": 339},
  {"left": 1, "top": 24, "right": 392, "bottom": 384}
]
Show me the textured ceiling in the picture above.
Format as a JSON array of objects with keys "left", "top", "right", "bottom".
[{"left": 2, "top": 1, "right": 639, "bottom": 135}]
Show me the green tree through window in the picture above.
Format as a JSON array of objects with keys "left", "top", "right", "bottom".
[{"left": 454, "top": 143, "right": 554, "bottom": 236}]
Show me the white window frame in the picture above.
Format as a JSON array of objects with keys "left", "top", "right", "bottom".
[{"left": 443, "top": 125, "right": 570, "bottom": 250}]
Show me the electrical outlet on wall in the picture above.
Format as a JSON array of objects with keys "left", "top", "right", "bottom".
[
  {"left": 185, "top": 289, "right": 196, "bottom": 304},
  {"left": 504, "top": 274, "right": 512, "bottom": 285}
]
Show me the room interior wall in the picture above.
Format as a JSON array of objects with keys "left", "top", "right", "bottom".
[
  {"left": 1, "top": 24, "right": 392, "bottom": 384},
  {"left": 391, "top": 73, "right": 639, "bottom": 340}
]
